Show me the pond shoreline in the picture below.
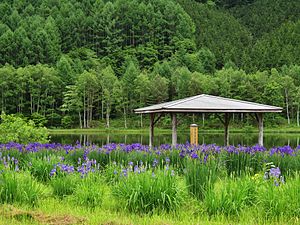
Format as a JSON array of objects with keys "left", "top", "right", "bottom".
[{"left": 49, "top": 127, "right": 300, "bottom": 134}]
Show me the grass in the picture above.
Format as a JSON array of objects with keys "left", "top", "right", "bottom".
[
  {"left": 1, "top": 143, "right": 300, "bottom": 224},
  {"left": 0, "top": 192, "right": 299, "bottom": 225}
]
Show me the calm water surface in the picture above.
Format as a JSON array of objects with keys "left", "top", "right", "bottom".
[{"left": 50, "top": 132, "right": 300, "bottom": 148}]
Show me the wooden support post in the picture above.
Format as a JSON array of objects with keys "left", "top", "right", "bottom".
[
  {"left": 224, "top": 113, "right": 230, "bottom": 146},
  {"left": 257, "top": 113, "right": 264, "bottom": 146},
  {"left": 171, "top": 114, "right": 177, "bottom": 147},
  {"left": 149, "top": 113, "right": 154, "bottom": 148}
]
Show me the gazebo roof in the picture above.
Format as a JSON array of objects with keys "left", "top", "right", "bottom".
[{"left": 134, "top": 94, "right": 282, "bottom": 114}]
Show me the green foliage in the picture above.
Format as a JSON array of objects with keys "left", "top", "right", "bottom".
[
  {"left": 0, "top": 113, "right": 49, "bottom": 144},
  {"left": 204, "top": 177, "right": 257, "bottom": 217},
  {"left": 28, "top": 156, "right": 61, "bottom": 183},
  {"left": 0, "top": 0, "right": 299, "bottom": 128},
  {"left": 224, "top": 152, "right": 264, "bottom": 176},
  {"left": 0, "top": 170, "right": 47, "bottom": 206},
  {"left": 185, "top": 157, "right": 219, "bottom": 200},
  {"left": 258, "top": 174, "right": 300, "bottom": 218},
  {"left": 231, "top": 0, "right": 300, "bottom": 38},
  {"left": 71, "top": 174, "right": 105, "bottom": 208},
  {"left": 50, "top": 174, "right": 80, "bottom": 198},
  {"left": 178, "top": 0, "right": 252, "bottom": 68},
  {"left": 113, "top": 169, "right": 185, "bottom": 213}
]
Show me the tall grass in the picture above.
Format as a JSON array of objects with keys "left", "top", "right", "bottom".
[
  {"left": 224, "top": 152, "right": 264, "bottom": 176},
  {"left": 113, "top": 169, "right": 185, "bottom": 213},
  {"left": 28, "top": 156, "right": 60, "bottom": 182},
  {"left": 0, "top": 170, "right": 47, "bottom": 206},
  {"left": 204, "top": 176, "right": 257, "bottom": 217},
  {"left": 185, "top": 157, "right": 219, "bottom": 200},
  {"left": 50, "top": 174, "right": 80, "bottom": 198},
  {"left": 268, "top": 154, "right": 300, "bottom": 176},
  {"left": 71, "top": 173, "right": 105, "bottom": 208},
  {"left": 258, "top": 173, "right": 300, "bottom": 219}
]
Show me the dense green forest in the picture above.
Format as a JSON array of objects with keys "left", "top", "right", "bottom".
[{"left": 0, "top": 0, "right": 299, "bottom": 128}]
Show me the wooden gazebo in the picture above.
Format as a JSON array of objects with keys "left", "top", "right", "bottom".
[{"left": 134, "top": 94, "right": 282, "bottom": 147}]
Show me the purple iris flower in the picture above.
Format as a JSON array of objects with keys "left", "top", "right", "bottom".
[
  {"left": 191, "top": 152, "right": 199, "bottom": 159},
  {"left": 269, "top": 167, "right": 281, "bottom": 178}
]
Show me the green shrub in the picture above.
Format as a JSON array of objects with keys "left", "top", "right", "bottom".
[
  {"left": 0, "top": 113, "right": 49, "bottom": 144},
  {"left": 113, "top": 169, "right": 184, "bottom": 213},
  {"left": 0, "top": 170, "right": 47, "bottom": 206}
]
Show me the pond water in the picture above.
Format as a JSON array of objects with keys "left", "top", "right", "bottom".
[{"left": 50, "top": 132, "right": 300, "bottom": 148}]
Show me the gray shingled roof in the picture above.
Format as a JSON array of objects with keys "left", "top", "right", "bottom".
[{"left": 134, "top": 94, "right": 282, "bottom": 113}]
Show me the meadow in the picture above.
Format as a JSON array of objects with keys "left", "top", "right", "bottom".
[{"left": 0, "top": 142, "right": 300, "bottom": 224}]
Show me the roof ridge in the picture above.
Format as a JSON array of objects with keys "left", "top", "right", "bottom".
[
  {"left": 202, "top": 94, "right": 281, "bottom": 109},
  {"left": 164, "top": 94, "right": 205, "bottom": 108}
]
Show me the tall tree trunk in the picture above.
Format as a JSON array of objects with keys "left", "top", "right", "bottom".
[
  {"left": 83, "top": 92, "right": 86, "bottom": 128},
  {"left": 90, "top": 94, "right": 93, "bottom": 127},
  {"left": 101, "top": 96, "right": 104, "bottom": 120},
  {"left": 106, "top": 102, "right": 110, "bottom": 128},
  {"left": 285, "top": 89, "right": 290, "bottom": 125},
  {"left": 30, "top": 94, "right": 33, "bottom": 114},
  {"left": 123, "top": 106, "right": 127, "bottom": 129},
  {"left": 79, "top": 111, "right": 82, "bottom": 129},
  {"left": 297, "top": 104, "right": 299, "bottom": 127}
]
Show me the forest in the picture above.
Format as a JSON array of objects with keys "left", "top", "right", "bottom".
[{"left": 0, "top": 0, "right": 299, "bottom": 128}]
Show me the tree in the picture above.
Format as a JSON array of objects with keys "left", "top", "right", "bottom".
[
  {"left": 61, "top": 85, "right": 83, "bottom": 128},
  {"left": 148, "top": 73, "right": 169, "bottom": 104},
  {"left": 172, "top": 67, "right": 192, "bottom": 99},
  {"left": 56, "top": 55, "right": 74, "bottom": 85},
  {"left": 134, "top": 72, "right": 151, "bottom": 127},
  {"left": 100, "top": 66, "right": 119, "bottom": 128},
  {"left": 76, "top": 70, "right": 99, "bottom": 128},
  {"left": 44, "top": 16, "right": 61, "bottom": 64},
  {"left": 0, "top": 28, "right": 14, "bottom": 65}
]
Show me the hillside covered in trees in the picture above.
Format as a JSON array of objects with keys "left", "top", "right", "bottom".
[{"left": 0, "top": 0, "right": 299, "bottom": 128}]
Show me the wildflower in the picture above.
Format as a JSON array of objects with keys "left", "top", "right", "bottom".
[
  {"left": 179, "top": 151, "right": 185, "bottom": 158},
  {"left": 274, "top": 180, "right": 279, "bottom": 186},
  {"left": 134, "top": 165, "right": 139, "bottom": 173},
  {"left": 203, "top": 154, "right": 208, "bottom": 163},
  {"left": 269, "top": 167, "right": 281, "bottom": 179},
  {"left": 171, "top": 170, "right": 175, "bottom": 176},
  {"left": 191, "top": 152, "right": 199, "bottom": 159},
  {"left": 50, "top": 168, "right": 56, "bottom": 177},
  {"left": 122, "top": 169, "right": 128, "bottom": 177},
  {"left": 152, "top": 159, "right": 158, "bottom": 167},
  {"left": 165, "top": 165, "right": 169, "bottom": 171},
  {"left": 152, "top": 172, "right": 155, "bottom": 178},
  {"left": 165, "top": 157, "right": 170, "bottom": 164}
]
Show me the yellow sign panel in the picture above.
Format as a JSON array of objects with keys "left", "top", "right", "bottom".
[{"left": 190, "top": 124, "right": 198, "bottom": 145}]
